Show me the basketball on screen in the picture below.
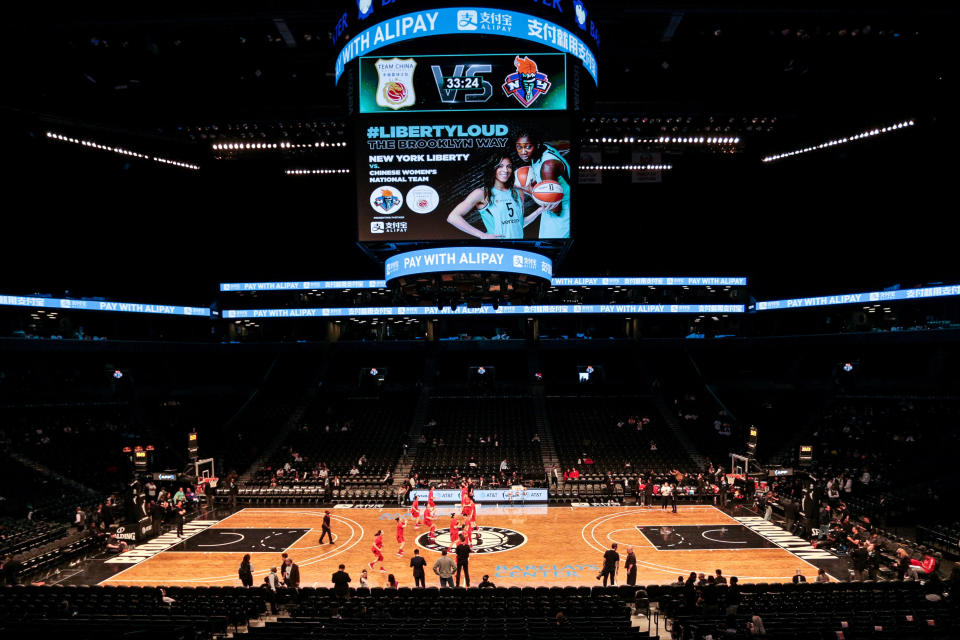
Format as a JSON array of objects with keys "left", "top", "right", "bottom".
[
  {"left": 531, "top": 179, "right": 564, "bottom": 206},
  {"left": 514, "top": 166, "right": 531, "bottom": 190}
]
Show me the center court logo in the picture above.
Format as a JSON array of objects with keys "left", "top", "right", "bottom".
[
  {"left": 457, "top": 10, "right": 478, "bottom": 31},
  {"left": 416, "top": 527, "right": 526, "bottom": 554}
]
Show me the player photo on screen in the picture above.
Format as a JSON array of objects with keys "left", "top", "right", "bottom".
[
  {"left": 445, "top": 153, "right": 550, "bottom": 239},
  {"left": 445, "top": 129, "right": 570, "bottom": 240},
  {"left": 512, "top": 129, "right": 570, "bottom": 240}
]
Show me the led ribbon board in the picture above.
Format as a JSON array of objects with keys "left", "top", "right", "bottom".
[
  {"left": 755, "top": 284, "right": 960, "bottom": 311},
  {"left": 0, "top": 295, "right": 210, "bottom": 317},
  {"left": 408, "top": 488, "right": 548, "bottom": 503},
  {"left": 385, "top": 246, "right": 552, "bottom": 280},
  {"left": 552, "top": 277, "right": 747, "bottom": 287},
  {"left": 218, "top": 277, "right": 747, "bottom": 291},
  {"left": 335, "top": 7, "right": 598, "bottom": 85},
  {"left": 222, "top": 304, "right": 745, "bottom": 319},
  {"left": 221, "top": 281, "right": 387, "bottom": 292}
]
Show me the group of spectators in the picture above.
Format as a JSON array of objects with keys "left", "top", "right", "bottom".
[{"left": 756, "top": 461, "right": 952, "bottom": 584}]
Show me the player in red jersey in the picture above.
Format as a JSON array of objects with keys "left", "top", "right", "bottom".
[
  {"left": 462, "top": 515, "right": 475, "bottom": 551},
  {"left": 423, "top": 504, "right": 437, "bottom": 541},
  {"left": 410, "top": 496, "right": 421, "bottom": 527},
  {"left": 448, "top": 513, "right": 461, "bottom": 552},
  {"left": 395, "top": 516, "right": 407, "bottom": 556},
  {"left": 427, "top": 486, "right": 436, "bottom": 509},
  {"left": 369, "top": 529, "right": 385, "bottom": 572},
  {"left": 460, "top": 482, "right": 470, "bottom": 506},
  {"left": 470, "top": 498, "right": 480, "bottom": 546}
]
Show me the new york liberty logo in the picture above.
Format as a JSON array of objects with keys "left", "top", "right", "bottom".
[
  {"left": 502, "top": 56, "right": 551, "bottom": 108},
  {"left": 373, "top": 189, "right": 401, "bottom": 211}
]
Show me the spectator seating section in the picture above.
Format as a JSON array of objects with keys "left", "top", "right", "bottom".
[
  {"left": 244, "top": 393, "right": 414, "bottom": 504},
  {"left": 547, "top": 396, "right": 695, "bottom": 478},
  {"left": 0, "top": 585, "right": 266, "bottom": 639},
  {"left": 659, "top": 580, "right": 956, "bottom": 640},
  {"left": 413, "top": 396, "right": 542, "bottom": 483}
]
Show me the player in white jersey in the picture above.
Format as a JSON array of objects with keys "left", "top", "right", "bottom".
[
  {"left": 447, "top": 155, "right": 547, "bottom": 239},
  {"left": 514, "top": 131, "right": 570, "bottom": 239}
]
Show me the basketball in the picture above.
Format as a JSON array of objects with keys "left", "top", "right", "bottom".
[
  {"left": 531, "top": 179, "right": 564, "bottom": 206},
  {"left": 514, "top": 166, "right": 531, "bottom": 190}
]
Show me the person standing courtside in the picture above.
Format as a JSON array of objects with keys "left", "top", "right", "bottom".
[
  {"left": 175, "top": 502, "right": 186, "bottom": 537},
  {"left": 238, "top": 554, "right": 254, "bottom": 587},
  {"left": 319, "top": 510, "right": 335, "bottom": 544},
  {"left": 433, "top": 549, "right": 456, "bottom": 587},
  {"left": 624, "top": 546, "right": 638, "bottom": 586},
  {"left": 410, "top": 548, "right": 427, "bottom": 588},
  {"left": 284, "top": 557, "right": 300, "bottom": 589},
  {"left": 331, "top": 564, "right": 351, "bottom": 600},
  {"left": 598, "top": 543, "right": 620, "bottom": 586},
  {"left": 455, "top": 534, "right": 471, "bottom": 587}
]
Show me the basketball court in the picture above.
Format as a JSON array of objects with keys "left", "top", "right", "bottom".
[{"left": 72, "top": 505, "right": 843, "bottom": 587}]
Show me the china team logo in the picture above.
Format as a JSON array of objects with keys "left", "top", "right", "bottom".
[
  {"left": 416, "top": 527, "right": 526, "bottom": 554},
  {"left": 405, "top": 185, "right": 439, "bottom": 214},
  {"left": 370, "top": 186, "right": 403, "bottom": 214},
  {"left": 502, "top": 56, "right": 551, "bottom": 108},
  {"left": 375, "top": 58, "right": 417, "bottom": 110}
]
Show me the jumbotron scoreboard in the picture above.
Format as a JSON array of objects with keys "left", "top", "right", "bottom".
[
  {"left": 333, "top": 1, "right": 599, "bottom": 246},
  {"left": 334, "top": 1, "right": 600, "bottom": 304}
]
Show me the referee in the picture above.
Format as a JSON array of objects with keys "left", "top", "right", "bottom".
[{"left": 319, "top": 510, "right": 334, "bottom": 544}]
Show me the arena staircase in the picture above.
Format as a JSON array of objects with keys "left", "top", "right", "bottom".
[
  {"left": 7, "top": 451, "right": 100, "bottom": 498},
  {"left": 239, "top": 360, "right": 329, "bottom": 484},
  {"left": 651, "top": 392, "right": 707, "bottom": 472},
  {"left": 390, "top": 387, "right": 430, "bottom": 491},
  {"left": 531, "top": 387, "right": 559, "bottom": 480}
]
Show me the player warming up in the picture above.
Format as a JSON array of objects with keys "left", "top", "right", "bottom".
[
  {"left": 462, "top": 498, "right": 480, "bottom": 548},
  {"left": 369, "top": 529, "right": 386, "bottom": 573},
  {"left": 448, "top": 513, "right": 461, "bottom": 553},
  {"left": 424, "top": 504, "right": 437, "bottom": 541},
  {"left": 410, "top": 495, "right": 421, "bottom": 527},
  {"left": 395, "top": 516, "right": 407, "bottom": 557}
]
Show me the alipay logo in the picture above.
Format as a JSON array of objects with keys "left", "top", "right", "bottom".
[
  {"left": 457, "top": 10, "right": 478, "bottom": 31},
  {"left": 358, "top": 0, "right": 373, "bottom": 20},
  {"left": 513, "top": 255, "right": 524, "bottom": 268},
  {"left": 370, "top": 221, "right": 385, "bottom": 234},
  {"left": 574, "top": 1, "right": 587, "bottom": 28}
]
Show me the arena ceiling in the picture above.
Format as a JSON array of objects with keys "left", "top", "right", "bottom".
[{"left": 0, "top": 2, "right": 954, "bottom": 301}]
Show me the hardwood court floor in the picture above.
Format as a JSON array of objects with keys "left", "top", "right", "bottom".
[{"left": 100, "top": 505, "right": 822, "bottom": 588}]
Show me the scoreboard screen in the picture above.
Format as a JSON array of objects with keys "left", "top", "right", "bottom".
[
  {"left": 356, "top": 53, "right": 572, "bottom": 242},
  {"left": 359, "top": 53, "right": 566, "bottom": 113}
]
